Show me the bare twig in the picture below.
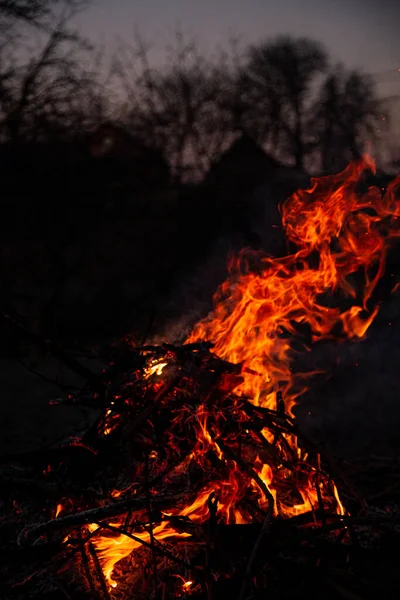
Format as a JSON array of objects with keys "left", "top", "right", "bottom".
[
  {"left": 0, "top": 304, "right": 96, "bottom": 382},
  {"left": 144, "top": 452, "right": 159, "bottom": 596},
  {"left": 92, "top": 522, "right": 191, "bottom": 569},
  {"left": 88, "top": 542, "right": 112, "bottom": 600},
  {"left": 78, "top": 531, "right": 98, "bottom": 599},
  {"left": 205, "top": 492, "right": 219, "bottom": 600},
  {"left": 18, "top": 359, "right": 80, "bottom": 390},
  {"left": 17, "top": 492, "right": 187, "bottom": 546},
  {"left": 213, "top": 438, "right": 274, "bottom": 600}
]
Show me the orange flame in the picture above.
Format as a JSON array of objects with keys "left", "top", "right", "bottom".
[
  {"left": 55, "top": 498, "right": 73, "bottom": 518},
  {"left": 90, "top": 521, "right": 191, "bottom": 588},
  {"left": 87, "top": 157, "right": 400, "bottom": 587},
  {"left": 188, "top": 156, "right": 400, "bottom": 414},
  {"left": 89, "top": 487, "right": 212, "bottom": 588},
  {"left": 182, "top": 579, "right": 193, "bottom": 590}
]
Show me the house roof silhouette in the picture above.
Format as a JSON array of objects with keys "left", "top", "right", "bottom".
[{"left": 205, "top": 133, "right": 284, "bottom": 189}]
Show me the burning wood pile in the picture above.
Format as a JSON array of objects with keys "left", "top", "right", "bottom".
[{"left": 2, "top": 156, "right": 400, "bottom": 599}]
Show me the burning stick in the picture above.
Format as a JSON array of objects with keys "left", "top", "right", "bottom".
[
  {"left": 205, "top": 492, "right": 219, "bottom": 600},
  {"left": 88, "top": 542, "right": 112, "bottom": 600},
  {"left": 144, "top": 451, "right": 159, "bottom": 595},
  {"left": 17, "top": 493, "right": 188, "bottom": 546},
  {"left": 213, "top": 438, "right": 275, "bottom": 600},
  {"left": 78, "top": 532, "right": 99, "bottom": 599}
]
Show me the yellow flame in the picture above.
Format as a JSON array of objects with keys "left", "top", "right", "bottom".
[
  {"left": 145, "top": 361, "right": 168, "bottom": 378},
  {"left": 86, "top": 158, "right": 400, "bottom": 588}
]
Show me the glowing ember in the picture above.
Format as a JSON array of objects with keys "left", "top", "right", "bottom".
[
  {"left": 102, "top": 409, "right": 115, "bottom": 436},
  {"left": 145, "top": 361, "right": 168, "bottom": 378}
]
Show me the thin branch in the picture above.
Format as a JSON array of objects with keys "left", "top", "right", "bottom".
[{"left": 18, "top": 492, "right": 188, "bottom": 546}]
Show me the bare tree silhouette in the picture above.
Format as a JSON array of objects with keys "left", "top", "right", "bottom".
[
  {"left": 315, "top": 64, "right": 382, "bottom": 172},
  {"left": 242, "top": 36, "right": 328, "bottom": 169},
  {"left": 0, "top": 0, "right": 107, "bottom": 143},
  {"left": 0, "top": 0, "right": 110, "bottom": 361},
  {"left": 111, "top": 32, "right": 388, "bottom": 178},
  {"left": 113, "top": 29, "right": 234, "bottom": 182},
  {"left": 0, "top": 0, "right": 55, "bottom": 25}
]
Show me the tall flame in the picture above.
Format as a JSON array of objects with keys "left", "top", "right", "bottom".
[
  {"left": 87, "top": 157, "right": 400, "bottom": 588},
  {"left": 188, "top": 156, "right": 400, "bottom": 414}
]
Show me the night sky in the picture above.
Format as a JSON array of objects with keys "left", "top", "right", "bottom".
[
  {"left": 78, "top": 0, "right": 399, "bottom": 75},
  {"left": 76, "top": 0, "right": 400, "bottom": 145}
]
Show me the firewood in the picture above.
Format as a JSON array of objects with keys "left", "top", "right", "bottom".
[{"left": 1, "top": 340, "right": 400, "bottom": 600}]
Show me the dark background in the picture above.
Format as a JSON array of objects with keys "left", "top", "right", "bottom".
[{"left": 0, "top": 0, "right": 399, "bottom": 463}]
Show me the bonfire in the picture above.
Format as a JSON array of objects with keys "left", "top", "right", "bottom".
[{"left": 2, "top": 156, "right": 400, "bottom": 599}]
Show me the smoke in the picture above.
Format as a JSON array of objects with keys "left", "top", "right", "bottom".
[
  {"left": 150, "top": 234, "right": 236, "bottom": 344},
  {"left": 151, "top": 171, "right": 310, "bottom": 344}
]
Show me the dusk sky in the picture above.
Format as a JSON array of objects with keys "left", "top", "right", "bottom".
[
  {"left": 77, "top": 0, "right": 400, "bottom": 80},
  {"left": 75, "top": 0, "right": 400, "bottom": 151}
]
